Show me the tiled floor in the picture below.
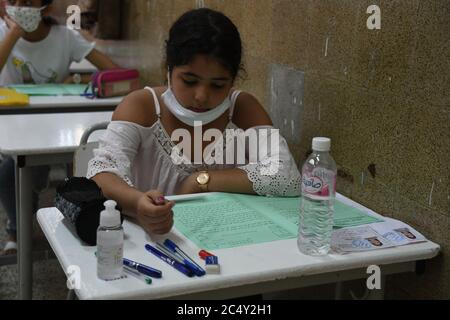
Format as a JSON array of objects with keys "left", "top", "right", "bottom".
[{"left": 0, "top": 190, "right": 67, "bottom": 300}]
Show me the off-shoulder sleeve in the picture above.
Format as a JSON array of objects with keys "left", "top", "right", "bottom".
[
  {"left": 237, "top": 126, "right": 301, "bottom": 197},
  {"left": 86, "top": 121, "right": 141, "bottom": 186}
]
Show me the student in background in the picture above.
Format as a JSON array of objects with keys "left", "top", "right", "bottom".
[
  {"left": 88, "top": 8, "right": 300, "bottom": 237},
  {"left": 0, "top": 0, "right": 119, "bottom": 255},
  {"left": 0, "top": 0, "right": 118, "bottom": 85}
]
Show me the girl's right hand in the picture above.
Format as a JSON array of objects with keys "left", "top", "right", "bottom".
[
  {"left": 4, "top": 15, "right": 25, "bottom": 39},
  {"left": 136, "top": 190, "right": 175, "bottom": 235}
]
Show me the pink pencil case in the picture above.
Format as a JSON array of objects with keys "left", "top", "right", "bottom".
[{"left": 88, "top": 69, "right": 141, "bottom": 98}]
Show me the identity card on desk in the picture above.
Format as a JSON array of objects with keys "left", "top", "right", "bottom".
[
  {"left": 331, "top": 217, "right": 427, "bottom": 253},
  {"left": 172, "top": 193, "right": 383, "bottom": 250}
]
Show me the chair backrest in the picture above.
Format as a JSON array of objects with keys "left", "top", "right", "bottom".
[{"left": 73, "top": 122, "right": 110, "bottom": 177}]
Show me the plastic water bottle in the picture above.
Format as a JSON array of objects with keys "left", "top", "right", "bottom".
[
  {"left": 97, "top": 200, "right": 123, "bottom": 280},
  {"left": 298, "top": 137, "right": 337, "bottom": 256}
]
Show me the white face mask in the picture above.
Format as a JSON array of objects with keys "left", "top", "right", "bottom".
[
  {"left": 6, "top": 5, "right": 47, "bottom": 33},
  {"left": 162, "top": 72, "right": 231, "bottom": 127}
]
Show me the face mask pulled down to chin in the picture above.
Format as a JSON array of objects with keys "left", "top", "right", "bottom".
[
  {"left": 162, "top": 72, "right": 232, "bottom": 127},
  {"left": 5, "top": 5, "right": 46, "bottom": 33}
]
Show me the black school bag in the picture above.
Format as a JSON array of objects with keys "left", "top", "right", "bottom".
[{"left": 54, "top": 177, "right": 123, "bottom": 246}]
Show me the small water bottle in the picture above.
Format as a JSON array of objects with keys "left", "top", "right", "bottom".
[
  {"left": 97, "top": 200, "right": 123, "bottom": 281},
  {"left": 298, "top": 137, "right": 337, "bottom": 256}
]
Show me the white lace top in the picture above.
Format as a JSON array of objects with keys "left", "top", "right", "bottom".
[{"left": 87, "top": 87, "right": 301, "bottom": 197}]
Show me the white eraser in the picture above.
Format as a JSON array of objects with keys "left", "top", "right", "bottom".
[{"left": 205, "top": 264, "right": 221, "bottom": 274}]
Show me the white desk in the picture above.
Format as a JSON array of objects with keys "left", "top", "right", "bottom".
[
  {"left": 37, "top": 194, "right": 440, "bottom": 300},
  {"left": 0, "top": 95, "right": 123, "bottom": 115},
  {"left": 0, "top": 111, "right": 113, "bottom": 299}
]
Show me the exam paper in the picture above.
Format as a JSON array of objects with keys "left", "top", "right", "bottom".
[
  {"left": 174, "top": 195, "right": 297, "bottom": 250},
  {"left": 173, "top": 193, "right": 383, "bottom": 250}
]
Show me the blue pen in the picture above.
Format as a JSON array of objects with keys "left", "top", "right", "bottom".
[
  {"left": 123, "top": 258, "right": 162, "bottom": 278},
  {"left": 123, "top": 266, "right": 153, "bottom": 285},
  {"left": 163, "top": 239, "right": 206, "bottom": 277},
  {"left": 156, "top": 242, "right": 205, "bottom": 277},
  {"left": 145, "top": 244, "right": 194, "bottom": 278},
  {"left": 155, "top": 243, "right": 185, "bottom": 264}
]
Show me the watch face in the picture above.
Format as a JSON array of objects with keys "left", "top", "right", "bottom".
[
  {"left": 197, "top": 173, "right": 209, "bottom": 184},
  {"left": 73, "top": 73, "right": 81, "bottom": 84}
]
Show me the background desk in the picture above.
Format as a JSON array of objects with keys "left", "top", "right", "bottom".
[
  {"left": 0, "top": 111, "right": 113, "bottom": 299},
  {"left": 37, "top": 194, "right": 440, "bottom": 300},
  {"left": 0, "top": 95, "right": 123, "bottom": 115}
]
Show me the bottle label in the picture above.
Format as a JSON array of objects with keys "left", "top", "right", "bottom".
[
  {"left": 302, "top": 169, "right": 335, "bottom": 199},
  {"left": 97, "top": 244, "right": 123, "bottom": 269},
  {"left": 302, "top": 176, "right": 324, "bottom": 194}
]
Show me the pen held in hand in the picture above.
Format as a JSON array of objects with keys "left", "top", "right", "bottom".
[{"left": 165, "top": 194, "right": 207, "bottom": 203}]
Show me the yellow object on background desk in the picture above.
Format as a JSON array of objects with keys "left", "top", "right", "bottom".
[{"left": 0, "top": 88, "right": 29, "bottom": 106}]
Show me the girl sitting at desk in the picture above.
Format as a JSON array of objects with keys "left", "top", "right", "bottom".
[
  {"left": 0, "top": 0, "right": 119, "bottom": 255},
  {"left": 87, "top": 8, "right": 301, "bottom": 237}
]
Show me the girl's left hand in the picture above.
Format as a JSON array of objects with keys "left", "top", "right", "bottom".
[{"left": 176, "top": 174, "right": 202, "bottom": 195}]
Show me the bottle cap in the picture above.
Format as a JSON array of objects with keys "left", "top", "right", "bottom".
[
  {"left": 99, "top": 200, "right": 121, "bottom": 228},
  {"left": 312, "top": 137, "right": 331, "bottom": 152}
]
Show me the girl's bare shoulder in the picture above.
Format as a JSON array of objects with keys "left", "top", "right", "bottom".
[
  {"left": 112, "top": 87, "right": 165, "bottom": 127},
  {"left": 232, "top": 91, "right": 273, "bottom": 130}
]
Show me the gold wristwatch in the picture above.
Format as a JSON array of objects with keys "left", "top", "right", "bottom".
[
  {"left": 72, "top": 73, "right": 82, "bottom": 84},
  {"left": 196, "top": 171, "right": 210, "bottom": 192}
]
